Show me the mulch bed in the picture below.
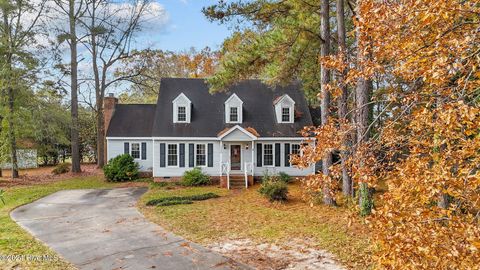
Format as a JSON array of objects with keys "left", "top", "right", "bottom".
[{"left": 0, "top": 164, "right": 102, "bottom": 189}]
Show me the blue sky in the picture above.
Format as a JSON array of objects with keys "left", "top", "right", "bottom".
[{"left": 137, "top": 0, "right": 233, "bottom": 51}]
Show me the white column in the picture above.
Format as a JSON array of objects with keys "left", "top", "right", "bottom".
[
  {"left": 219, "top": 140, "right": 223, "bottom": 175},
  {"left": 152, "top": 139, "right": 155, "bottom": 177},
  {"left": 251, "top": 141, "right": 255, "bottom": 177}
]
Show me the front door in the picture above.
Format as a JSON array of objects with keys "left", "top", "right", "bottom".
[{"left": 230, "top": 145, "right": 241, "bottom": 170}]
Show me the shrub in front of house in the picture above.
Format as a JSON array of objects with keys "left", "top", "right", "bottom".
[
  {"left": 103, "top": 154, "right": 139, "bottom": 182},
  {"left": 181, "top": 167, "right": 211, "bottom": 186},
  {"left": 155, "top": 200, "right": 193, "bottom": 206},
  {"left": 278, "top": 172, "right": 292, "bottom": 183},
  {"left": 52, "top": 163, "right": 71, "bottom": 175},
  {"left": 146, "top": 192, "right": 220, "bottom": 206},
  {"left": 259, "top": 178, "right": 289, "bottom": 202}
]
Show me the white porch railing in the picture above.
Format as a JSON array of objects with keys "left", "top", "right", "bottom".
[
  {"left": 244, "top": 162, "right": 254, "bottom": 188},
  {"left": 220, "top": 162, "right": 231, "bottom": 189}
]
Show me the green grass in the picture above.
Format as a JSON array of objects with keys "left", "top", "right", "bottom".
[
  {"left": 139, "top": 183, "right": 372, "bottom": 269},
  {"left": 0, "top": 176, "right": 120, "bottom": 270}
]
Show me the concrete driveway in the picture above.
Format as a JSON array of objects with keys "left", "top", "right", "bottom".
[{"left": 11, "top": 188, "right": 248, "bottom": 270}]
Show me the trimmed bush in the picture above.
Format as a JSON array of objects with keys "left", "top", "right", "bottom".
[
  {"left": 103, "top": 154, "right": 139, "bottom": 182},
  {"left": 156, "top": 200, "right": 193, "bottom": 206},
  {"left": 259, "top": 179, "right": 289, "bottom": 202},
  {"left": 261, "top": 170, "right": 272, "bottom": 183},
  {"left": 146, "top": 192, "right": 220, "bottom": 206},
  {"left": 278, "top": 172, "right": 292, "bottom": 183},
  {"left": 181, "top": 167, "right": 211, "bottom": 186},
  {"left": 52, "top": 163, "right": 70, "bottom": 175}
]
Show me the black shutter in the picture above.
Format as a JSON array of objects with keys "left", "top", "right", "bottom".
[
  {"left": 124, "top": 142, "right": 129, "bottom": 155},
  {"left": 284, "top": 143, "right": 290, "bottom": 167},
  {"left": 207, "top": 143, "right": 213, "bottom": 167},
  {"left": 256, "top": 143, "right": 262, "bottom": 167},
  {"left": 179, "top": 144, "right": 185, "bottom": 167},
  {"left": 160, "top": 143, "right": 166, "bottom": 167},
  {"left": 188, "top": 143, "right": 194, "bottom": 167},
  {"left": 275, "top": 143, "right": 281, "bottom": 166},
  {"left": 141, "top": 142, "right": 147, "bottom": 160}
]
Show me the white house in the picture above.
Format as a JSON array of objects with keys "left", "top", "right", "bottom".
[{"left": 104, "top": 78, "right": 315, "bottom": 189}]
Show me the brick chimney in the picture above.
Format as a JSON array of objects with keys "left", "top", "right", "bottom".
[{"left": 103, "top": 93, "right": 118, "bottom": 162}]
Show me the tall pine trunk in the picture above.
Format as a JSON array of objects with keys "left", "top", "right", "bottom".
[
  {"left": 3, "top": 10, "right": 19, "bottom": 179},
  {"left": 90, "top": 1, "right": 105, "bottom": 168},
  {"left": 69, "top": 0, "right": 81, "bottom": 173},
  {"left": 321, "top": 0, "right": 335, "bottom": 206},
  {"left": 355, "top": 0, "right": 373, "bottom": 215},
  {"left": 336, "top": 0, "right": 352, "bottom": 197}
]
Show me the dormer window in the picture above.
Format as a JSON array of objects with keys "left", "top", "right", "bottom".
[
  {"left": 281, "top": 107, "right": 290, "bottom": 122},
  {"left": 172, "top": 93, "right": 191, "bottom": 123},
  {"left": 230, "top": 107, "right": 239, "bottom": 122},
  {"left": 274, "top": 94, "right": 295, "bottom": 123},
  {"left": 177, "top": 106, "right": 186, "bottom": 122},
  {"left": 225, "top": 93, "right": 243, "bottom": 124}
]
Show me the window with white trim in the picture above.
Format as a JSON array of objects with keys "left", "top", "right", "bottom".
[
  {"left": 229, "top": 107, "right": 238, "bottom": 122},
  {"left": 291, "top": 143, "right": 300, "bottom": 165},
  {"left": 177, "top": 106, "right": 186, "bottom": 122},
  {"left": 263, "top": 144, "right": 274, "bottom": 166},
  {"left": 281, "top": 107, "right": 290, "bottom": 122},
  {"left": 131, "top": 143, "right": 140, "bottom": 159},
  {"left": 167, "top": 144, "right": 178, "bottom": 166},
  {"left": 196, "top": 144, "right": 206, "bottom": 166}
]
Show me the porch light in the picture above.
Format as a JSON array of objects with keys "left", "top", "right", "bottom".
[
  {"left": 223, "top": 143, "right": 227, "bottom": 150},
  {"left": 245, "top": 144, "right": 249, "bottom": 150}
]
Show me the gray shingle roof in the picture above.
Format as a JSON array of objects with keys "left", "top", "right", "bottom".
[
  {"left": 106, "top": 104, "right": 156, "bottom": 137},
  {"left": 107, "top": 78, "right": 313, "bottom": 138}
]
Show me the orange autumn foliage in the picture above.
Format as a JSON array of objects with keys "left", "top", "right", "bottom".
[{"left": 296, "top": 0, "right": 480, "bottom": 268}]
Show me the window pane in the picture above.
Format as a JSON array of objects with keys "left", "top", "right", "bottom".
[
  {"left": 264, "top": 144, "right": 273, "bottom": 166},
  {"left": 230, "top": 107, "right": 238, "bottom": 122},
  {"left": 290, "top": 144, "right": 301, "bottom": 165},
  {"left": 178, "top": 106, "right": 186, "bottom": 122},
  {"left": 291, "top": 144, "right": 300, "bottom": 155},
  {"left": 196, "top": 144, "right": 206, "bottom": 166},
  {"left": 131, "top": 143, "right": 140, "bottom": 159},
  {"left": 282, "top": 107, "right": 290, "bottom": 122},
  {"left": 168, "top": 144, "right": 178, "bottom": 166}
]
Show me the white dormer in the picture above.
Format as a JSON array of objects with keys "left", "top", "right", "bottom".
[
  {"left": 274, "top": 94, "right": 295, "bottom": 123},
  {"left": 172, "top": 93, "right": 191, "bottom": 123},
  {"left": 225, "top": 93, "right": 243, "bottom": 124}
]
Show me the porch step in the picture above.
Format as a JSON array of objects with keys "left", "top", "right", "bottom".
[{"left": 229, "top": 175, "right": 247, "bottom": 189}]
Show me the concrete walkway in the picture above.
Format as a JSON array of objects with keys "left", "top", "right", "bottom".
[{"left": 11, "top": 188, "right": 248, "bottom": 270}]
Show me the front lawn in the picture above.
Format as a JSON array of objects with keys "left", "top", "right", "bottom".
[
  {"left": 139, "top": 182, "right": 372, "bottom": 269},
  {"left": 0, "top": 176, "right": 122, "bottom": 270}
]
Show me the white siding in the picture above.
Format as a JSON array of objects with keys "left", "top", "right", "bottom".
[
  {"left": 107, "top": 139, "right": 153, "bottom": 172},
  {"left": 109, "top": 138, "right": 315, "bottom": 178},
  {"left": 254, "top": 141, "right": 315, "bottom": 176},
  {"left": 153, "top": 140, "right": 221, "bottom": 177}
]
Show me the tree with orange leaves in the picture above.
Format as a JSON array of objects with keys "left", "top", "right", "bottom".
[{"left": 302, "top": 0, "right": 480, "bottom": 267}]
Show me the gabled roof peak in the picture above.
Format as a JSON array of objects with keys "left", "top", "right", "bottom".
[
  {"left": 273, "top": 94, "right": 295, "bottom": 105},
  {"left": 225, "top": 93, "right": 243, "bottom": 104},
  {"left": 218, "top": 125, "right": 258, "bottom": 140},
  {"left": 172, "top": 92, "right": 191, "bottom": 103}
]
